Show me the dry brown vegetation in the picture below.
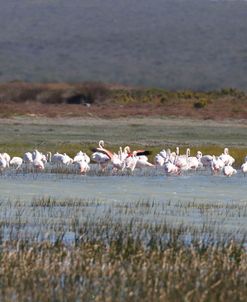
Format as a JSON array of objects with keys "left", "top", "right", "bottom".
[
  {"left": 0, "top": 82, "right": 247, "bottom": 119},
  {"left": 0, "top": 240, "right": 246, "bottom": 302}
]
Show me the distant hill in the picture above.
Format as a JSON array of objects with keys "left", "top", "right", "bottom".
[{"left": 0, "top": 0, "right": 247, "bottom": 90}]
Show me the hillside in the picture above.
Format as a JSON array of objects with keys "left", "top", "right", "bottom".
[{"left": 0, "top": 0, "right": 247, "bottom": 90}]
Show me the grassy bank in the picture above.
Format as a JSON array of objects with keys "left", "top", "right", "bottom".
[{"left": 1, "top": 117, "right": 247, "bottom": 166}]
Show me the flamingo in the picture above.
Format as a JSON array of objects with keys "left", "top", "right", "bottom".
[
  {"left": 186, "top": 149, "right": 200, "bottom": 170},
  {"left": 223, "top": 165, "right": 237, "bottom": 177},
  {"left": 51, "top": 152, "right": 73, "bottom": 166},
  {"left": 196, "top": 151, "right": 213, "bottom": 168},
  {"left": 91, "top": 152, "right": 110, "bottom": 171},
  {"left": 126, "top": 151, "right": 154, "bottom": 171},
  {"left": 124, "top": 146, "right": 151, "bottom": 159},
  {"left": 123, "top": 146, "right": 153, "bottom": 171},
  {"left": 32, "top": 149, "right": 48, "bottom": 165},
  {"left": 73, "top": 151, "right": 90, "bottom": 164},
  {"left": 219, "top": 148, "right": 235, "bottom": 166},
  {"left": 33, "top": 159, "right": 45, "bottom": 171},
  {"left": 46, "top": 152, "right": 52, "bottom": 163},
  {"left": 111, "top": 152, "right": 126, "bottom": 171},
  {"left": 125, "top": 155, "right": 138, "bottom": 171},
  {"left": 165, "top": 148, "right": 176, "bottom": 164},
  {"left": 210, "top": 156, "right": 225, "bottom": 174},
  {"left": 174, "top": 148, "right": 189, "bottom": 171},
  {"left": 159, "top": 149, "right": 167, "bottom": 159},
  {"left": 241, "top": 156, "right": 247, "bottom": 176},
  {"left": 0, "top": 154, "right": 7, "bottom": 171},
  {"left": 135, "top": 154, "right": 154, "bottom": 169},
  {"left": 31, "top": 149, "right": 46, "bottom": 171},
  {"left": 0, "top": 153, "right": 10, "bottom": 167},
  {"left": 51, "top": 152, "right": 63, "bottom": 165},
  {"left": 154, "top": 153, "right": 165, "bottom": 167},
  {"left": 73, "top": 151, "right": 90, "bottom": 174},
  {"left": 91, "top": 140, "right": 112, "bottom": 171},
  {"left": 73, "top": 160, "right": 90, "bottom": 174},
  {"left": 154, "top": 149, "right": 168, "bottom": 167},
  {"left": 23, "top": 152, "right": 34, "bottom": 164},
  {"left": 60, "top": 153, "right": 73, "bottom": 165},
  {"left": 93, "top": 143, "right": 126, "bottom": 171},
  {"left": 10, "top": 157, "right": 23, "bottom": 169},
  {"left": 164, "top": 161, "right": 180, "bottom": 175}
]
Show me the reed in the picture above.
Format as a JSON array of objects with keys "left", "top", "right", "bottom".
[
  {"left": 0, "top": 195, "right": 246, "bottom": 301},
  {"left": 0, "top": 238, "right": 246, "bottom": 301}
]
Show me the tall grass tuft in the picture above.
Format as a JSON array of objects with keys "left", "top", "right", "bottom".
[{"left": 0, "top": 239, "right": 246, "bottom": 302}]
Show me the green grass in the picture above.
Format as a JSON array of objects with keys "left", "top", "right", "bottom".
[{"left": 1, "top": 117, "right": 247, "bottom": 166}]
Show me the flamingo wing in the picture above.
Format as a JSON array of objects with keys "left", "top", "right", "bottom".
[{"left": 91, "top": 147, "right": 113, "bottom": 159}]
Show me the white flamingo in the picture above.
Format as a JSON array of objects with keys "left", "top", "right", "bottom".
[
  {"left": 31, "top": 149, "right": 46, "bottom": 171},
  {"left": 91, "top": 140, "right": 111, "bottom": 171},
  {"left": 219, "top": 148, "right": 235, "bottom": 166},
  {"left": 168, "top": 147, "right": 179, "bottom": 164},
  {"left": 154, "top": 153, "right": 165, "bottom": 167},
  {"left": 164, "top": 161, "right": 180, "bottom": 175},
  {"left": 91, "top": 152, "right": 110, "bottom": 171},
  {"left": 93, "top": 143, "right": 126, "bottom": 171},
  {"left": 32, "top": 149, "right": 48, "bottom": 164},
  {"left": 123, "top": 146, "right": 153, "bottom": 171},
  {"left": 223, "top": 165, "right": 237, "bottom": 177},
  {"left": 23, "top": 152, "right": 34, "bottom": 164},
  {"left": 73, "top": 151, "right": 90, "bottom": 164},
  {"left": 73, "top": 151, "right": 90, "bottom": 173},
  {"left": 51, "top": 152, "right": 73, "bottom": 166},
  {"left": 73, "top": 160, "right": 90, "bottom": 174},
  {"left": 211, "top": 156, "right": 225, "bottom": 174},
  {"left": 241, "top": 156, "right": 247, "bottom": 176},
  {"left": 181, "top": 148, "right": 201, "bottom": 170},
  {"left": 0, "top": 154, "right": 7, "bottom": 171},
  {"left": 154, "top": 149, "right": 168, "bottom": 167},
  {"left": 0, "top": 153, "right": 10, "bottom": 167},
  {"left": 111, "top": 152, "right": 126, "bottom": 171},
  {"left": 10, "top": 157, "right": 23, "bottom": 169},
  {"left": 174, "top": 148, "right": 189, "bottom": 171},
  {"left": 33, "top": 159, "right": 45, "bottom": 171}
]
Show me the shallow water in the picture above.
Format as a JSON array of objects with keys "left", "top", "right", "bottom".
[
  {"left": 0, "top": 171, "right": 246, "bottom": 245},
  {"left": 0, "top": 171, "right": 246, "bottom": 203}
]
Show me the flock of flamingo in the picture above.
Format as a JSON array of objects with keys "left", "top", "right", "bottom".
[{"left": 0, "top": 140, "right": 247, "bottom": 177}]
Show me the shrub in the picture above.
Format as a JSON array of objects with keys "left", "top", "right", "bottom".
[{"left": 193, "top": 98, "right": 208, "bottom": 109}]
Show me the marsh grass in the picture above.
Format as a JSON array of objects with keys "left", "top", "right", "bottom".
[
  {"left": 0, "top": 196, "right": 247, "bottom": 301},
  {"left": 1, "top": 197, "right": 247, "bottom": 246},
  {"left": 1, "top": 143, "right": 247, "bottom": 170},
  {"left": 1, "top": 117, "right": 247, "bottom": 168},
  {"left": 0, "top": 234, "right": 246, "bottom": 301}
]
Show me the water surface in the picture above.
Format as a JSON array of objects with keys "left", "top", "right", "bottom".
[{"left": 0, "top": 172, "right": 245, "bottom": 203}]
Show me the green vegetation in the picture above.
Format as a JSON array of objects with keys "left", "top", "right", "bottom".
[{"left": 0, "top": 117, "right": 247, "bottom": 167}]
